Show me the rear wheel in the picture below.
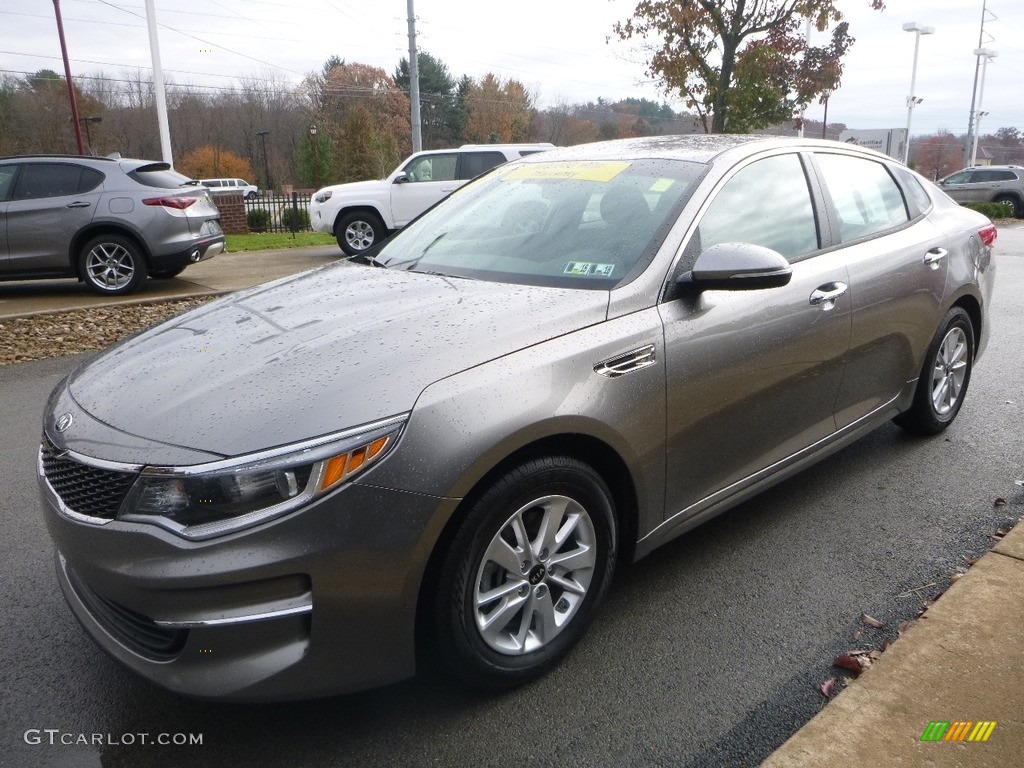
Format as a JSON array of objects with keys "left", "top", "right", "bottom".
[
  {"left": 80, "top": 235, "right": 147, "bottom": 295},
  {"left": 895, "top": 306, "right": 974, "bottom": 435},
  {"left": 992, "top": 195, "right": 1022, "bottom": 218},
  {"left": 430, "top": 456, "right": 617, "bottom": 690},
  {"left": 335, "top": 210, "right": 385, "bottom": 256}
]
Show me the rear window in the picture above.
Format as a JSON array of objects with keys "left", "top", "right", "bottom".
[
  {"left": 460, "top": 151, "right": 508, "bottom": 180},
  {"left": 130, "top": 164, "right": 195, "bottom": 189}
]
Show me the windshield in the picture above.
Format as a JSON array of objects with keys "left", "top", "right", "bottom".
[{"left": 374, "top": 157, "right": 706, "bottom": 289}]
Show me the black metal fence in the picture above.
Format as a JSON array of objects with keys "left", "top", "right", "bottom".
[{"left": 242, "top": 193, "right": 314, "bottom": 234}]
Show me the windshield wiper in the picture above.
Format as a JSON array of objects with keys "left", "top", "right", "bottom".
[{"left": 380, "top": 232, "right": 447, "bottom": 270}]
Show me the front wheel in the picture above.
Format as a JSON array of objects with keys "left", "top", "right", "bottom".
[
  {"left": 895, "top": 306, "right": 975, "bottom": 435},
  {"left": 80, "top": 235, "right": 147, "bottom": 295},
  {"left": 430, "top": 456, "right": 617, "bottom": 690},
  {"left": 335, "top": 211, "right": 385, "bottom": 256}
]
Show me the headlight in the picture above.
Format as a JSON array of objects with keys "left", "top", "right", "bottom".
[
  {"left": 118, "top": 414, "right": 405, "bottom": 540},
  {"left": 314, "top": 190, "right": 332, "bottom": 204}
]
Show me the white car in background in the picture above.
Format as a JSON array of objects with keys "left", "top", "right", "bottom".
[
  {"left": 310, "top": 143, "right": 553, "bottom": 255},
  {"left": 200, "top": 178, "right": 260, "bottom": 199}
]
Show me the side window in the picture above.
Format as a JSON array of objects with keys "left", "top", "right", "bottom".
[
  {"left": 0, "top": 165, "right": 19, "bottom": 201},
  {"left": 890, "top": 166, "right": 932, "bottom": 218},
  {"left": 992, "top": 171, "right": 1017, "bottom": 182},
  {"left": 78, "top": 167, "right": 104, "bottom": 193},
  {"left": 12, "top": 163, "right": 85, "bottom": 200},
  {"left": 403, "top": 154, "right": 457, "bottom": 183},
  {"left": 943, "top": 171, "right": 972, "bottom": 184},
  {"left": 460, "top": 151, "right": 507, "bottom": 180},
  {"left": 694, "top": 153, "right": 818, "bottom": 261},
  {"left": 816, "top": 154, "right": 909, "bottom": 242}
]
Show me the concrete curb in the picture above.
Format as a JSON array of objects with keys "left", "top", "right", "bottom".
[{"left": 762, "top": 519, "right": 1024, "bottom": 766}]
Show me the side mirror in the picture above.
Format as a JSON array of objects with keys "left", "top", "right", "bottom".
[
  {"left": 680, "top": 242, "right": 792, "bottom": 291},
  {"left": 393, "top": 174, "right": 410, "bottom": 184}
]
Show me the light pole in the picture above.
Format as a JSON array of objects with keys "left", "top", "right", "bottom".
[
  {"left": 78, "top": 115, "right": 101, "bottom": 154},
  {"left": 969, "top": 48, "right": 997, "bottom": 168},
  {"left": 309, "top": 123, "right": 319, "bottom": 188},
  {"left": 256, "top": 130, "right": 271, "bottom": 193},
  {"left": 902, "top": 21, "right": 934, "bottom": 166}
]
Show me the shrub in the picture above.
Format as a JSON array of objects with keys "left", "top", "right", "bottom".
[
  {"left": 962, "top": 202, "right": 1015, "bottom": 219},
  {"left": 281, "top": 207, "right": 312, "bottom": 231},
  {"left": 247, "top": 208, "right": 271, "bottom": 232}
]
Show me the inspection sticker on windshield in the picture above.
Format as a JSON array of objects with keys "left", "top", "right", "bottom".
[{"left": 564, "top": 261, "right": 615, "bottom": 277}]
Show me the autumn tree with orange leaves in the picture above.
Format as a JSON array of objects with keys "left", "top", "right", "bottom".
[{"left": 177, "top": 146, "right": 254, "bottom": 181}]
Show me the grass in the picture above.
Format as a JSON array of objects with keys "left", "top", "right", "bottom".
[{"left": 225, "top": 232, "right": 336, "bottom": 252}]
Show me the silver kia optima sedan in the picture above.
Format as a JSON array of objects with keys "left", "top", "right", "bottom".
[{"left": 38, "top": 136, "right": 996, "bottom": 701}]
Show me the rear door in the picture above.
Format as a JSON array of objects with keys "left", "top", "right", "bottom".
[
  {"left": 5, "top": 162, "right": 103, "bottom": 274},
  {"left": 810, "top": 152, "right": 949, "bottom": 428},
  {"left": 0, "top": 164, "right": 19, "bottom": 272}
]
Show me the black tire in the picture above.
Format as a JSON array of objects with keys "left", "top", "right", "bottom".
[
  {"left": 430, "top": 456, "right": 617, "bottom": 690},
  {"left": 245, "top": 191, "right": 258, "bottom": 200},
  {"left": 992, "top": 195, "right": 1022, "bottom": 218},
  {"left": 79, "top": 234, "right": 148, "bottom": 295},
  {"left": 894, "top": 307, "right": 975, "bottom": 435},
  {"left": 149, "top": 266, "right": 187, "bottom": 279},
  {"left": 335, "top": 210, "right": 385, "bottom": 256}
]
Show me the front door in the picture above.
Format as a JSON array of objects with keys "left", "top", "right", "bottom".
[{"left": 660, "top": 152, "right": 851, "bottom": 520}]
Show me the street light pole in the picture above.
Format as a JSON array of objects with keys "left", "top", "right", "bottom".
[
  {"left": 902, "top": 21, "right": 934, "bottom": 166},
  {"left": 79, "top": 115, "right": 101, "bottom": 154},
  {"left": 309, "top": 123, "right": 319, "bottom": 188},
  {"left": 256, "top": 130, "right": 271, "bottom": 193},
  {"left": 969, "top": 48, "right": 997, "bottom": 168}
]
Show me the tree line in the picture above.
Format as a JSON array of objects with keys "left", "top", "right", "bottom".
[{"left": 0, "top": 53, "right": 701, "bottom": 191}]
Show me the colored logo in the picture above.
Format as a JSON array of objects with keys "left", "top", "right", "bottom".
[{"left": 921, "top": 721, "right": 997, "bottom": 742}]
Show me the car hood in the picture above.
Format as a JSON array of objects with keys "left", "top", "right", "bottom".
[
  {"left": 320, "top": 179, "right": 386, "bottom": 199},
  {"left": 67, "top": 263, "right": 608, "bottom": 459}
]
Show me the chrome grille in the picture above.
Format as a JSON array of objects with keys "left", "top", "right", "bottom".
[{"left": 40, "top": 440, "right": 137, "bottom": 520}]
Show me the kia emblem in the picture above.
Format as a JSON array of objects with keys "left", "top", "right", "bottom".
[{"left": 55, "top": 413, "right": 74, "bottom": 432}]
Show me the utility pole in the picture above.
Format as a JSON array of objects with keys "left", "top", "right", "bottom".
[
  {"left": 144, "top": 0, "right": 173, "bottom": 166},
  {"left": 51, "top": 0, "right": 85, "bottom": 155},
  {"left": 964, "top": 0, "right": 995, "bottom": 168},
  {"left": 407, "top": 0, "right": 422, "bottom": 153}
]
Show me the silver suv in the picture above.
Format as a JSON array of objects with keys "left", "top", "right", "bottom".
[
  {"left": 0, "top": 155, "right": 225, "bottom": 295},
  {"left": 938, "top": 165, "right": 1024, "bottom": 217}
]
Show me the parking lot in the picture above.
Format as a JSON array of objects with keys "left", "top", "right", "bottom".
[{"left": 1, "top": 227, "right": 1021, "bottom": 768}]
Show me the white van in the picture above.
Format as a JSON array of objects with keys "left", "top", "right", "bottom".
[
  {"left": 310, "top": 143, "right": 554, "bottom": 255},
  {"left": 200, "top": 178, "right": 259, "bottom": 199}
]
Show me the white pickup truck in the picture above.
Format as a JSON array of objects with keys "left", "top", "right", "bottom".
[{"left": 310, "top": 143, "right": 553, "bottom": 255}]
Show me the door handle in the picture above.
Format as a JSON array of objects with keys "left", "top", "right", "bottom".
[
  {"left": 809, "top": 281, "right": 848, "bottom": 310},
  {"left": 66, "top": 201, "right": 91, "bottom": 209},
  {"left": 923, "top": 247, "right": 947, "bottom": 266}
]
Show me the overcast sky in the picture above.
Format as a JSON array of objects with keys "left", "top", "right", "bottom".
[{"left": 2, "top": 0, "right": 1021, "bottom": 137}]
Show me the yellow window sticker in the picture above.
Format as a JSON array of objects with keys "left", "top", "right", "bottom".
[
  {"left": 649, "top": 178, "right": 674, "bottom": 193},
  {"left": 564, "top": 262, "right": 615, "bottom": 277},
  {"left": 503, "top": 161, "right": 631, "bottom": 183}
]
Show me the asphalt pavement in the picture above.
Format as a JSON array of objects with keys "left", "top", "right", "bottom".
[{"left": 1, "top": 230, "right": 1022, "bottom": 767}]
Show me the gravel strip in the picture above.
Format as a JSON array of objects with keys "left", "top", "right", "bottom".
[{"left": 0, "top": 297, "right": 215, "bottom": 366}]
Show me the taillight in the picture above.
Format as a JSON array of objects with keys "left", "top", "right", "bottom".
[
  {"left": 143, "top": 196, "right": 197, "bottom": 210},
  {"left": 978, "top": 224, "right": 997, "bottom": 247}
]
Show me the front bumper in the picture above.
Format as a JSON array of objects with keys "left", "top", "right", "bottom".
[{"left": 41, "top": 475, "right": 457, "bottom": 701}]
